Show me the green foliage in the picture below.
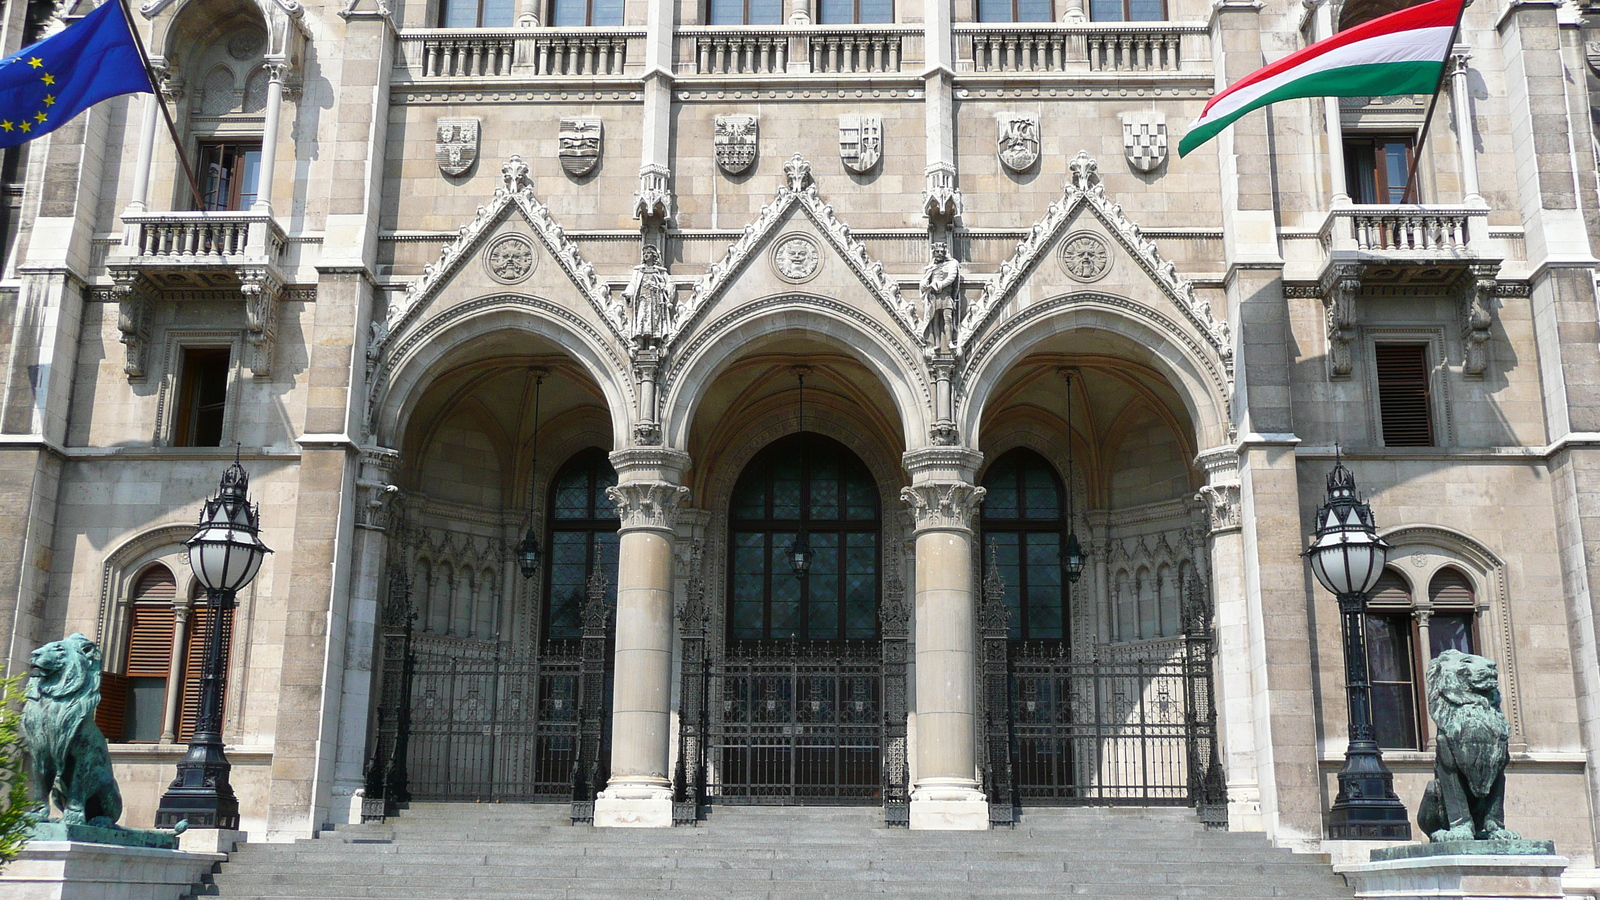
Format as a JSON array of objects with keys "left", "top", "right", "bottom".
[{"left": 0, "top": 674, "right": 33, "bottom": 866}]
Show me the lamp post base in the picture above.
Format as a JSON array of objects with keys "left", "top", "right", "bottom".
[
  {"left": 154, "top": 741, "right": 239, "bottom": 830},
  {"left": 1327, "top": 742, "right": 1411, "bottom": 841}
]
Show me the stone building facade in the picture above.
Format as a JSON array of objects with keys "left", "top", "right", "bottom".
[{"left": 1, "top": 0, "right": 1599, "bottom": 882}]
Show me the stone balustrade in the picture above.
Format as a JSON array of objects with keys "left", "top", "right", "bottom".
[
  {"left": 680, "top": 27, "right": 920, "bottom": 75},
  {"left": 123, "top": 211, "right": 286, "bottom": 264},
  {"left": 398, "top": 29, "right": 643, "bottom": 79},
  {"left": 957, "top": 24, "right": 1205, "bottom": 74},
  {"left": 1320, "top": 205, "right": 1485, "bottom": 257}
]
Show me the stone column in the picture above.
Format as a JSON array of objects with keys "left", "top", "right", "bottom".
[
  {"left": 902, "top": 447, "right": 988, "bottom": 830},
  {"left": 160, "top": 603, "right": 193, "bottom": 744},
  {"left": 125, "top": 90, "right": 159, "bottom": 215},
  {"left": 1449, "top": 45, "right": 1483, "bottom": 206},
  {"left": 596, "top": 448, "right": 690, "bottom": 828},
  {"left": 329, "top": 448, "right": 401, "bottom": 824},
  {"left": 251, "top": 63, "right": 288, "bottom": 214}
]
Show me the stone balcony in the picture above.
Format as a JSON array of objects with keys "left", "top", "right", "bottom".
[
  {"left": 677, "top": 26, "right": 924, "bottom": 76},
  {"left": 395, "top": 28, "right": 648, "bottom": 80},
  {"left": 954, "top": 23, "right": 1210, "bottom": 75},
  {"left": 1315, "top": 204, "right": 1497, "bottom": 289}
]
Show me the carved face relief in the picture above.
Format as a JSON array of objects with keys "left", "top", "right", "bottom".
[
  {"left": 839, "top": 114, "right": 882, "bottom": 174},
  {"left": 1059, "top": 232, "right": 1110, "bottom": 282},
  {"left": 558, "top": 117, "right": 603, "bottom": 176},
  {"left": 714, "top": 114, "right": 759, "bottom": 175},
  {"left": 485, "top": 235, "right": 536, "bottom": 284},
  {"left": 435, "top": 118, "right": 480, "bottom": 177},
  {"left": 996, "top": 113, "right": 1040, "bottom": 173},
  {"left": 1121, "top": 113, "right": 1168, "bottom": 173},
  {"left": 772, "top": 234, "right": 821, "bottom": 282}
]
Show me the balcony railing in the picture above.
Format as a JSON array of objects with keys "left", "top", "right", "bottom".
[
  {"left": 121, "top": 211, "right": 286, "bottom": 266},
  {"left": 397, "top": 29, "right": 645, "bottom": 79},
  {"left": 678, "top": 26, "right": 923, "bottom": 76},
  {"left": 956, "top": 24, "right": 1207, "bottom": 74},
  {"left": 1319, "top": 205, "right": 1487, "bottom": 258}
]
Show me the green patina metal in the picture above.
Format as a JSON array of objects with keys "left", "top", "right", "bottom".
[{"left": 22, "top": 634, "right": 182, "bottom": 850}]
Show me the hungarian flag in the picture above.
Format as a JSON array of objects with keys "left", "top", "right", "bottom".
[{"left": 1178, "top": 0, "right": 1464, "bottom": 157}]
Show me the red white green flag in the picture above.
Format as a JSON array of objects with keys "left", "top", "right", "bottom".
[{"left": 1178, "top": 0, "right": 1464, "bottom": 158}]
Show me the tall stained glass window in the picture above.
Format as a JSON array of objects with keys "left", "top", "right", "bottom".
[
  {"left": 544, "top": 448, "right": 619, "bottom": 641},
  {"left": 981, "top": 448, "right": 1069, "bottom": 642},
  {"left": 728, "top": 433, "right": 879, "bottom": 642}
]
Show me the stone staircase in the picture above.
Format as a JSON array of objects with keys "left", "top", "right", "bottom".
[{"left": 187, "top": 803, "right": 1354, "bottom": 899}]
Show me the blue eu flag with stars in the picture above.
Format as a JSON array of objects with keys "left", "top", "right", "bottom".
[{"left": 0, "top": 0, "right": 152, "bottom": 149}]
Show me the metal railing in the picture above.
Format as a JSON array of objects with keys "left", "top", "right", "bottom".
[{"left": 957, "top": 24, "right": 1205, "bottom": 74}]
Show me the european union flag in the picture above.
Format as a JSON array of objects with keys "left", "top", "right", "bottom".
[{"left": 0, "top": 0, "right": 152, "bottom": 149}]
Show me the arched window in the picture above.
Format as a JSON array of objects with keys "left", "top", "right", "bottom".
[
  {"left": 981, "top": 448, "right": 1067, "bottom": 643},
  {"left": 1427, "top": 568, "right": 1476, "bottom": 658},
  {"left": 728, "top": 433, "right": 879, "bottom": 642},
  {"left": 1362, "top": 564, "right": 1484, "bottom": 750},
  {"left": 544, "top": 448, "right": 620, "bottom": 642}
]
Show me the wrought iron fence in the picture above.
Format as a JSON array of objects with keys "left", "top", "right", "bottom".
[{"left": 702, "top": 641, "right": 885, "bottom": 805}]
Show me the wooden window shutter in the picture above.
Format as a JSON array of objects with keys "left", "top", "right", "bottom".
[
  {"left": 1375, "top": 344, "right": 1433, "bottom": 447},
  {"left": 178, "top": 604, "right": 236, "bottom": 742},
  {"left": 1369, "top": 569, "right": 1411, "bottom": 608},
  {"left": 1429, "top": 568, "right": 1474, "bottom": 608},
  {"left": 98, "top": 567, "right": 178, "bottom": 740}
]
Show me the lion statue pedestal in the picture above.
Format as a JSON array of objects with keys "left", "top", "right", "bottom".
[
  {"left": 1335, "top": 651, "right": 1567, "bottom": 900},
  {"left": 0, "top": 635, "right": 226, "bottom": 900}
]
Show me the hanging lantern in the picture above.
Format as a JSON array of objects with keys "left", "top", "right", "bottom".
[
  {"left": 789, "top": 531, "right": 814, "bottom": 579},
  {"left": 516, "top": 526, "right": 541, "bottom": 580},
  {"left": 1061, "top": 532, "right": 1086, "bottom": 584}
]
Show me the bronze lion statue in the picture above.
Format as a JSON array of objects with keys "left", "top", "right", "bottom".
[
  {"left": 22, "top": 633, "right": 122, "bottom": 827},
  {"left": 1417, "top": 649, "right": 1519, "bottom": 843}
]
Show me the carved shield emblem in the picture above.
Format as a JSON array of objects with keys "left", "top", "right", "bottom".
[
  {"left": 435, "top": 118, "right": 479, "bottom": 177},
  {"left": 1121, "top": 113, "right": 1168, "bottom": 173},
  {"left": 714, "top": 114, "right": 759, "bottom": 175},
  {"left": 839, "top": 114, "right": 882, "bottom": 174},
  {"left": 996, "top": 113, "right": 1040, "bottom": 173},
  {"left": 558, "top": 117, "right": 603, "bottom": 177}
]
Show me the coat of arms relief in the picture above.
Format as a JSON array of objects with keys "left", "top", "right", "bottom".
[{"left": 435, "top": 118, "right": 479, "bottom": 177}]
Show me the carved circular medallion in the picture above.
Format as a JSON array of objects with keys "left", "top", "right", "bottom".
[
  {"left": 228, "top": 31, "right": 266, "bottom": 61},
  {"left": 485, "top": 235, "right": 536, "bottom": 284},
  {"left": 1059, "top": 231, "right": 1111, "bottom": 282},
  {"left": 771, "top": 233, "right": 821, "bottom": 283}
]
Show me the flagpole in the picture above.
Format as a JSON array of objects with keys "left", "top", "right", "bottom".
[
  {"left": 1398, "top": 0, "right": 1468, "bottom": 204},
  {"left": 112, "top": 0, "right": 205, "bottom": 210}
]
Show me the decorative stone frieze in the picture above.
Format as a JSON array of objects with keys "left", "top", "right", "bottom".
[
  {"left": 900, "top": 483, "right": 987, "bottom": 533},
  {"left": 112, "top": 271, "right": 152, "bottom": 381},
  {"left": 606, "top": 481, "right": 692, "bottom": 531},
  {"left": 958, "top": 150, "right": 1229, "bottom": 364}
]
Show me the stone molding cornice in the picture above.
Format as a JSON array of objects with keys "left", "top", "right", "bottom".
[
  {"left": 607, "top": 481, "right": 691, "bottom": 532},
  {"left": 901, "top": 482, "right": 986, "bottom": 533},
  {"left": 902, "top": 446, "right": 983, "bottom": 482},
  {"left": 609, "top": 447, "right": 691, "bottom": 481}
]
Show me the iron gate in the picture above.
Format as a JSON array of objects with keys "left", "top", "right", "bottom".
[
  {"left": 700, "top": 641, "right": 884, "bottom": 805},
  {"left": 981, "top": 569, "right": 1227, "bottom": 825}
]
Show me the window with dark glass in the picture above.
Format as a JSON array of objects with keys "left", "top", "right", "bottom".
[
  {"left": 709, "top": 0, "right": 783, "bottom": 25},
  {"left": 544, "top": 449, "right": 620, "bottom": 642},
  {"left": 197, "top": 142, "right": 261, "bottom": 212},
  {"left": 1375, "top": 343, "right": 1433, "bottom": 447},
  {"left": 1088, "top": 0, "right": 1163, "bottom": 21},
  {"left": 441, "top": 0, "right": 514, "bottom": 26},
  {"left": 1366, "top": 608, "right": 1420, "bottom": 750},
  {"left": 977, "top": 0, "right": 1051, "bottom": 21},
  {"left": 553, "top": 0, "right": 623, "bottom": 25},
  {"left": 980, "top": 449, "right": 1068, "bottom": 643},
  {"left": 728, "top": 433, "right": 878, "bottom": 642},
  {"left": 818, "top": 0, "right": 892, "bottom": 23},
  {"left": 173, "top": 347, "right": 231, "bottom": 448},
  {"left": 1345, "top": 136, "right": 1414, "bottom": 204},
  {"left": 1427, "top": 568, "right": 1476, "bottom": 659}
]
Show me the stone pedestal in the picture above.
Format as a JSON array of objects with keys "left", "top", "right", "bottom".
[
  {"left": 908, "top": 796, "right": 991, "bottom": 830},
  {"left": 178, "top": 828, "right": 248, "bottom": 854},
  {"left": 2, "top": 841, "right": 225, "bottom": 900},
  {"left": 593, "top": 795, "right": 674, "bottom": 828},
  {"left": 1337, "top": 842, "right": 1567, "bottom": 900}
]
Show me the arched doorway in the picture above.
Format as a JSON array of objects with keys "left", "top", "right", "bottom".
[{"left": 713, "top": 433, "right": 884, "bottom": 803}]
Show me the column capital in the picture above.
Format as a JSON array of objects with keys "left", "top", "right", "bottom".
[
  {"left": 607, "top": 481, "right": 691, "bottom": 532},
  {"left": 901, "top": 482, "right": 986, "bottom": 533},
  {"left": 609, "top": 447, "right": 691, "bottom": 484},
  {"left": 903, "top": 446, "right": 982, "bottom": 483}
]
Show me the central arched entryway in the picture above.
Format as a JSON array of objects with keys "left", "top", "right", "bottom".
[{"left": 715, "top": 432, "right": 883, "bottom": 802}]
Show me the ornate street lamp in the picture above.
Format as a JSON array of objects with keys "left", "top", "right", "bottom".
[
  {"left": 788, "top": 368, "right": 814, "bottom": 579},
  {"left": 1061, "top": 369, "right": 1085, "bottom": 584},
  {"left": 156, "top": 454, "right": 271, "bottom": 830},
  {"left": 1302, "top": 452, "right": 1410, "bottom": 840},
  {"left": 518, "top": 370, "right": 545, "bottom": 580}
]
